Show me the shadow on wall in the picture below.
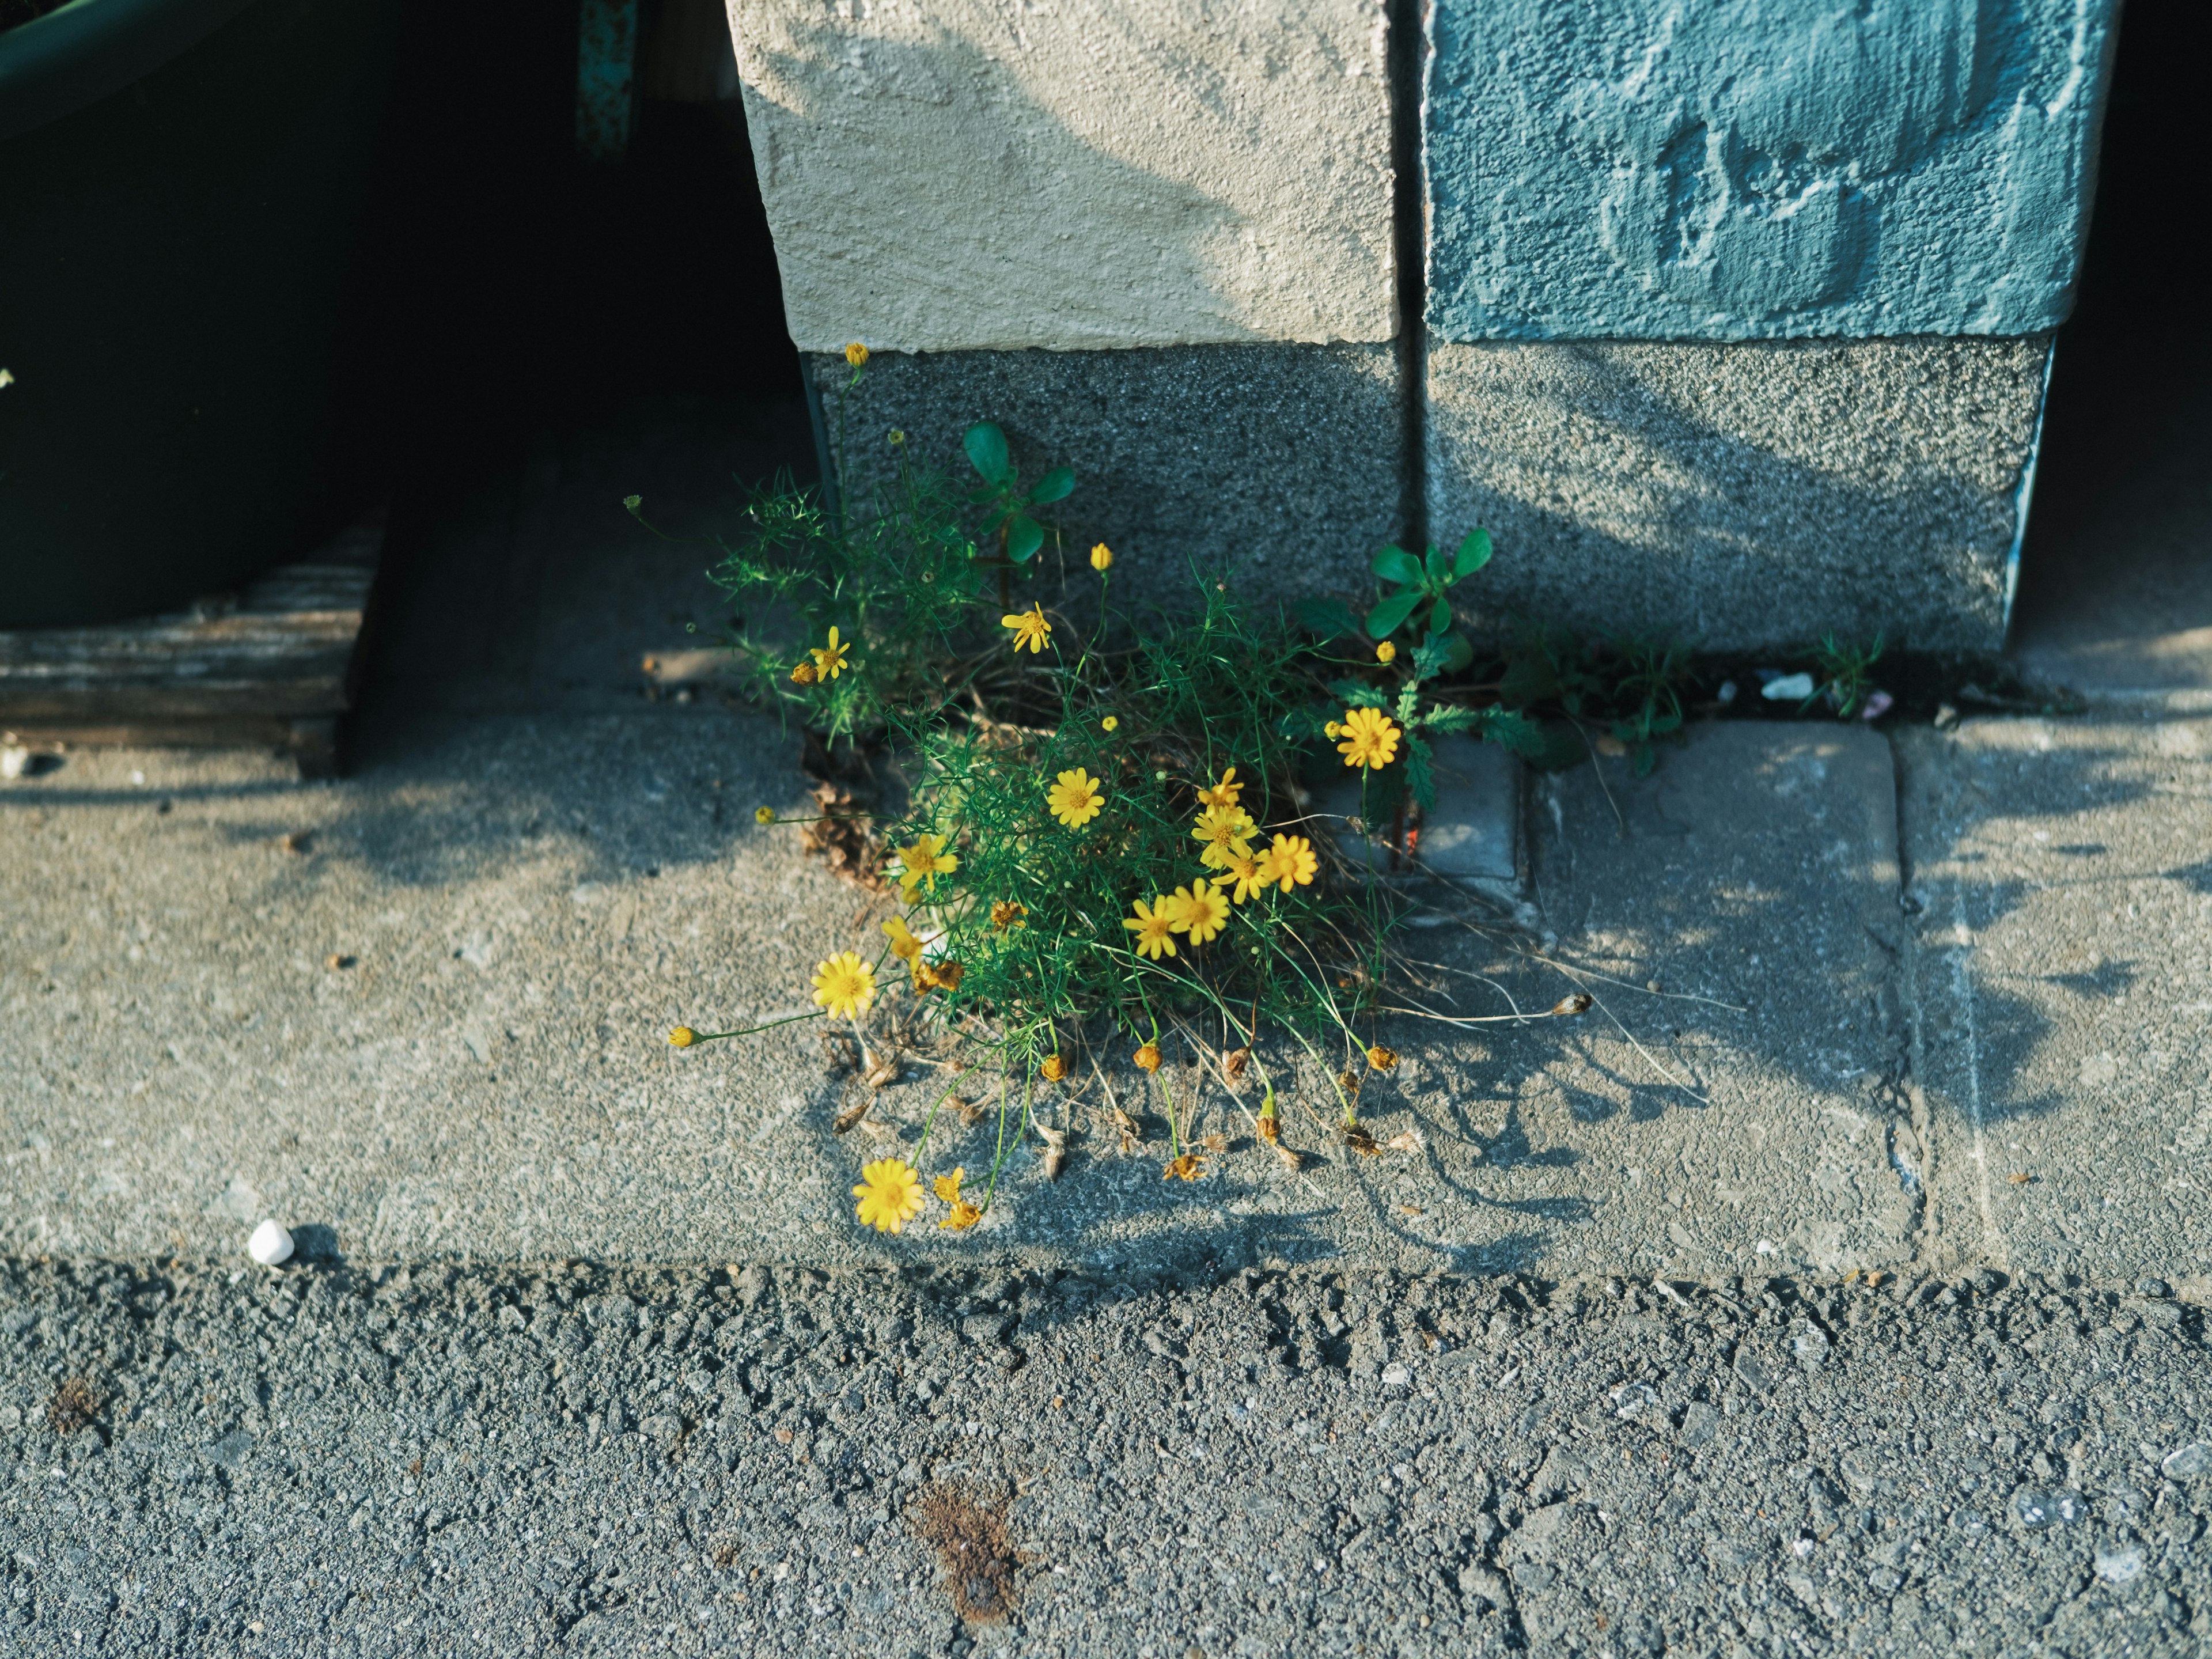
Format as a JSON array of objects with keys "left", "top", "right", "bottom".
[{"left": 1426, "top": 338, "right": 2049, "bottom": 656}]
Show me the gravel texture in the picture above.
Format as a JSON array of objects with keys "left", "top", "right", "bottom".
[{"left": 5, "top": 1255, "right": 2210, "bottom": 1656}]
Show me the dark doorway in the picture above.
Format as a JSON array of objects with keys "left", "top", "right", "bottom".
[{"left": 2010, "top": 1, "right": 2212, "bottom": 691}]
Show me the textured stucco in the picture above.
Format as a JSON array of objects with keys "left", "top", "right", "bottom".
[
  {"left": 813, "top": 342, "right": 1403, "bottom": 601},
  {"left": 728, "top": 1, "right": 1396, "bottom": 353},
  {"left": 1426, "top": 335, "right": 2052, "bottom": 653},
  {"left": 1426, "top": 0, "right": 2119, "bottom": 341}
]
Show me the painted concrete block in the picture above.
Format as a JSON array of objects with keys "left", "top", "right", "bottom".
[
  {"left": 1426, "top": 0, "right": 2119, "bottom": 340},
  {"left": 1426, "top": 335, "right": 2050, "bottom": 653},
  {"left": 728, "top": 1, "right": 1396, "bottom": 353},
  {"left": 815, "top": 342, "right": 1403, "bottom": 601}
]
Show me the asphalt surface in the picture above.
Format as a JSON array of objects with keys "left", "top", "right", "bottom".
[{"left": 5, "top": 1255, "right": 2210, "bottom": 1657}]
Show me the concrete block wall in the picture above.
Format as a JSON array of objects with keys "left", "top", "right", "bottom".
[{"left": 727, "top": 0, "right": 2119, "bottom": 651}]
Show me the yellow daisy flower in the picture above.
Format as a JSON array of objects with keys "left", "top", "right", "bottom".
[
  {"left": 844, "top": 342, "right": 869, "bottom": 368},
  {"left": 881, "top": 915, "right": 923, "bottom": 963},
  {"left": 1090, "top": 543, "right": 1113, "bottom": 571},
  {"left": 1194, "top": 766, "right": 1243, "bottom": 810},
  {"left": 933, "top": 1166, "right": 965, "bottom": 1205},
  {"left": 1047, "top": 767, "right": 1104, "bottom": 828},
  {"left": 1002, "top": 605, "right": 1052, "bottom": 654},
  {"left": 990, "top": 900, "right": 1027, "bottom": 933},
  {"left": 1258, "top": 834, "right": 1319, "bottom": 893},
  {"left": 1122, "top": 896, "right": 1179, "bottom": 960},
  {"left": 1169, "top": 882, "right": 1230, "bottom": 945},
  {"left": 1336, "top": 706, "right": 1401, "bottom": 771},
  {"left": 1101, "top": 715, "right": 1119, "bottom": 732},
  {"left": 1212, "top": 854, "right": 1267, "bottom": 906},
  {"left": 809, "top": 626, "right": 853, "bottom": 680},
  {"left": 891, "top": 832, "right": 957, "bottom": 899},
  {"left": 1190, "top": 804, "right": 1257, "bottom": 870},
  {"left": 853, "top": 1157, "right": 922, "bottom": 1233},
  {"left": 811, "top": 952, "right": 877, "bottom": 1021},
  {"left": 941, "top": 1200, "right": 982, "bottom": 1230}
]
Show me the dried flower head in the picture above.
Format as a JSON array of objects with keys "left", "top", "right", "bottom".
[
  {"left": 1040, "top": 1054, "right": 1068, "bottom": 1082},
  {"left": 790, "top": 661, "right": 819, "bottom": 685},
  {"left": 1132, "top": 1043, "right": 1163, "bottom": 1074},
  {"left": 852, "top": 1157, "right": 922, "bottom": 1232},
  {"left": 1161, "top": 1154, "right": 1206, "bottom": 1182},
  {"left": 1366, "top": 1045, "right": 1399, "bottom": 1072},
  {"left": 990, "top": 900, "right": 1028, "bottom": 933},
  {"left": 933, "top": 1167, "right": 965, "bottom": 1204},
  {"left": 941, "top": 1200, "right": 983, "bottom": 1230}
]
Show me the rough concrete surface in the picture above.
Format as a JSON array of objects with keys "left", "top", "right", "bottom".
[
  {"left": 1427, "top": 336, "right": 2048, "bottom": 654},
  {"left": 728, "top": 0, "right": 1395, "bottom": 353},
  {"left": 1897, "top": 716, "right": 2212, "bottom": 1287},
  {"left": 6, "top": 1257, "right": 2210, "bottom": 1657},
  {"left": 1426, "top": 0, "right": 2118, "bottom": 341},
  {"left": 816, "top": 343, "right": 1404, "bottom": 609}
]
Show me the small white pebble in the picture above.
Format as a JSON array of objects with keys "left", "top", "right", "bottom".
[
  {"left": 247, "top": 1218, "right": 294, "bottom": 1266},
  {"left": 1, "top": 746, "right": 30, "bottom": 781}
]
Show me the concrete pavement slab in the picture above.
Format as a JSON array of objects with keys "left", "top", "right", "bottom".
[
  {"left": 1897, "top": 715, "right": 2212, "bottom": 1286},
  {"left": 2, "top": 715, "right": 1939, "bottom": 1280}
]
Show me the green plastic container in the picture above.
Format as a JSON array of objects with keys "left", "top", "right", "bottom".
[{"left": 0, "top": 0, "right": 399, "bottom": 628}]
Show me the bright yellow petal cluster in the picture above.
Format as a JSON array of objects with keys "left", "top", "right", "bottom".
[
  {"left": 809, "top": 626, "right": 852, "bottom": 680},
  {"left": 1191, "top": 804, "right": 1256, "bottom": 870},
  {"left": 1169, "top": 882, "right": 1230, "bottom": 945},
  {"left": 892, "top": 832, "right": 957, "bottom": 899},
  {"left": 853, "top": 1157, "right": 921, "bottom": 1232},
  {"left": 811, "top": 952, "right": 877, "bottom": 1020},
  {"left": 1212, "top": 853, "right": 1267, "bottom": 906},
  {"left": 1090, "top": 543, "right": 1113, "bottom": 571},
  {"left": 1123, "top": 896, "right": 1179, "bottom": 960},
  {"left": 882, "top": 915, "right": 923, "bottom": 962},
  {"left": 1336, "top": 707, "right": 1400, "bottom": 771},
  {"left": 1194, "top": 767, "right": 1243, "bottom": 810},
  {"left": 1002, "top": 606, "right": 1052, "bottom": 654},
  {"left": 1047, "top": 767, "right": 1104, "bottom": 828},
  {"left": 1256, "top": 834, "right": 1318, "bottom": 893},
  {"left": 844, "top": 342, "right": 869, "bottom": 368}
]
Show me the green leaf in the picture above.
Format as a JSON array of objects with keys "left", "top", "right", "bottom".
[
  {"left": 963, "top": 422, "right": 1012, "bottom": 484},
  {"left": 1004, "top": 514, "right": 1045, "bottom": 563},
  {"left": 1394, "top": 680, "right": 1420, "bottom": 726},
  {"left": 1296, "top": 596, "right": 1365, "bottom": 641},
  {"left": 1404, "top": 732, "right": 1436, "bottom": 813},
  {"left": 1410, "top": 634, "right": 1455, "bottom": 680},
  {"left": 1429, "top": 596, "right": 1452, "bottom": 638},
  {"left": 1452, "top": 528, "right": 1493, "bottom": 580},
  {"left": 1370, "top": 544, "right": 1423, "bottom": 586},
  {"left": 1365, "top": 588, "right": 1423, "bottom": 639},
  {"left": 1424, "top": 542, "right": 1451, "bottom": 589},
  {"left": 1327, "top": 679, "right": 1387, "bottom": 709},
  {"left": 1025, "top": 465, "right": 1074, "bottom": 505}
]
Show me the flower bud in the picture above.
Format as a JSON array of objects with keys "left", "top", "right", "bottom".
[
  {"left": 844, "top": 342, "right": 869, "bottom": 367},
  {"left": 669, "top": 1027, "right": 696, "bottom": 1048},
  {"left": 1040, "top": 1054, "right": 1067, "bottom": 1082},
  {"left": 1133, "top": 1044, "right": 1162, "bottom": 1074},
  {"left": 1090, "top": 543, "right": 1113, "bottom": 571}
]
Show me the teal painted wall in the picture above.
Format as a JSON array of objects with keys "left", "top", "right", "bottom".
[{"left": 1426, "top": 0, "right": 2120, "bottom": 341}]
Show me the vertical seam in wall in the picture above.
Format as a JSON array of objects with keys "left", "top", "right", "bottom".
[{"left": 1387, "top": 0, "right": 1429, "bottom": 552}]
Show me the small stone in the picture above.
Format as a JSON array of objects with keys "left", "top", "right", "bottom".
[
  {"left": 1791, "top": 1328, "right": 1831, "bottom": 1369},
  {"left": 0, "top": 746, "right": 29, "bottom": 781},
  {"left": 1762, "top": 672, "right": 1815, "bottom": 701},
  {"left": 1678, "top": 1402, "right": 1721, "bottom": 1447},
  {"left": 1380, "top": 1362, "right": 1411, "bottom": 1388},
  {"left": 247, "top": 1219, "right": 294, "bottom": 1266},
  {"left": 2162, "top": 1442, "right": 2212, "bottom": 1479},
  {"left": 0, "top": 1406, "right": 19, "bottom": 1431},
  {"left": 2137, "top": 1277, "right": 2172, "bottom": 1299},
  {"left": 2094, "top": 1547, "right": 2145, "bottom": 1584}
]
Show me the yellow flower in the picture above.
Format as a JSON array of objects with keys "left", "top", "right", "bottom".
[
  {"left": 812, "top": 952, "right": 877, "bottom": 1020},
  {"left": 1162, "top": 1154, "right": 1206, "bottom": 1182},
  {"left": 1169, "top": 882, "right": 1230, "bottom": 944},
  {"left": 853, "top": 1157, "right": 922, "bottom": 1233},
  {"left": 1002, "top": 605, "right": 1052, "bottom": 654},
  {"left": 1133, "top": 1043, "right": 1163, "bottom": 1073},
  {"left": 1090, "top": 543, "right": 1113, "bottom": 571},
  {"left": 1047, "top": 767, "right": 1104, "bottom": 828},
  {"left": 1324, "top": 721, "right": 1341, "bottom": 738},
  {"left": 1101, "top": 715, "right": 1119, "bottom": 732},
  {"left": 892, "top": 832, "right": 957, "bottom": 899},
  {"left": 990, "top": 900, "right": 1028, "bottom": 933},
  {"left": 668, "top": 1026, "right": 696, "bottom": 1047},
  {"left": 844, "top": 342, "right": 869, "bottom": 368},
  {"left": 1366, "top": 1045, "right": 1399, "bottom": 1072},
  {"left": 1376, "top": 641, "right": 1397, "bottom": 664},
  {"left": 1122, "top": 896, "right": 1179, "bottom": 960},
  {"left": 1040, "top": 1054, "right": 1067, "bottom": 1082},
  {"left": 933, "top": 1167, "right": 965, "bottom": 1204},
  {"left": 1336, "top": 706, "right": 1400, "bottom": 771},
  {"left": 941, "top": 1200, "right": 983, "bottom": 1230},
  {"left": 1212, "top": 854, "right": 1267, "bottom": 906},
  {"left": 809, "top": 626, "right": 852, "bottom": 680},
  {"left": 754, "top": 806, "right": 776, "bottom": 824},
  {"left": 881, "top": 915, "right": 923, "bottom": 963},
  {"left": 1194, "top": 766, "right": 1243, "bottom": 810},
  {"left": 790, "top": 661, "right": 818, "bottom": 685},
  {"left": 1258, "top": 833, "right": 1318, "bottom": 893},
  {"left": 1191, "top": 804, "right": 1257, "bottom": 870}
]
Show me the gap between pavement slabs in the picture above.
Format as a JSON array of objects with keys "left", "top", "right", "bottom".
[{"left": 3, "top": 698, "right": 2205, "bottom": 1293}]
